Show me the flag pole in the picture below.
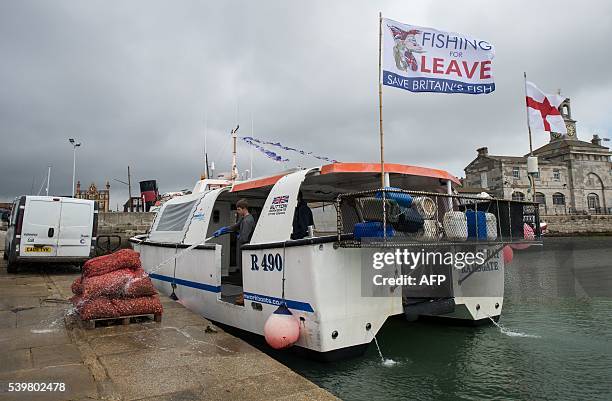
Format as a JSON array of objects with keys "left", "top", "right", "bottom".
[
  {"left": 523, "top": 72, "right": 534, "bottom": 156},
  {"left": 378, "top": 12, "right": 388, "bottom": 241},
  {"left": 378, "top": 12, "right": 385, "bottom": 188},
  {"left": 524, "top": 72, "right": 536, "bottom": 201}
]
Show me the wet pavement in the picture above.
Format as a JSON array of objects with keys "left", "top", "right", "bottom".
[{"left": 0, "top": 231, "right": 338, "bottom": 401}]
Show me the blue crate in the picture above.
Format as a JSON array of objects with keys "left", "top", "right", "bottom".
[
  {"left": 354, "top": 221, "right": 395, "bottom": 240},
  {"left": 465, "top": 210, "right": 487, "bottom": 240}
]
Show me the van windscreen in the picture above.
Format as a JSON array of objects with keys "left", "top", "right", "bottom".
[{"left": 156, "top": 200, "right": 197, "bottom": 232}]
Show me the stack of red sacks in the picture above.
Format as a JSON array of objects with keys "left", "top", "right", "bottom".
[{"left": 71, "top": 249, "right": 163, "bottom": 320}]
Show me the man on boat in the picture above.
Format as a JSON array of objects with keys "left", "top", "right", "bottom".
[
  {"left": 213, "top": 199, "right": 255, "bottom": 304},
  {"left": 291, "top": 191, "right": 314, "bottom": 240},
  {"left": 213, "top": 198, "right": 255, "bottom": 266}
]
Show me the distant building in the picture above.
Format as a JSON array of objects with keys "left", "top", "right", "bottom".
[
  {"left": 123, "top": 196, "right": 145, "bottom": 212},
  {"left": 463, "top": 97, "right": 611, "bottom": 215},
  {"left": 75, "top": 181, "right": 110, "bottom": 212}
]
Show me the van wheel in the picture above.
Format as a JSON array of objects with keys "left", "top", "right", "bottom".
[
  {"left": 7, "top": 260, "right": 17, "bottom": 273},
  {"left": 6, "top": 248, "right": 18, "bottom": 273}
]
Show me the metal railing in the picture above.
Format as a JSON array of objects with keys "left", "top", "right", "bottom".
[{"left": 335, "top": 188, "right": 542, "bottom": 248}]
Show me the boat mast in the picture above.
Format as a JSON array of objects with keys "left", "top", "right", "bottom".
[
  {"left": 378, "top": 12, "right": 385, "bottom": 189},
  {"left": 45, "top": 165, "right": 51, "bottom": 196},
  {"left": 231, "top": 125, "right": 239, "bottom": 181},
  {"left": 204, "top": 112, "right": 211, "bottom": 179},
  {"left": 250, "top": 113, "right": 254, "bottom": 179}
]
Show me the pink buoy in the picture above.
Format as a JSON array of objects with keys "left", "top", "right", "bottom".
[
  {"left": 502, "top": 245, "right": 513, "bottom": 264},
  {"left": 264, "top": 303, "right": 300, "bottom": 349}
]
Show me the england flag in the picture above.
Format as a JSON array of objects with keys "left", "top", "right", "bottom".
[{"left": 525, "top": 81, "right": 567, "bottom": 134}]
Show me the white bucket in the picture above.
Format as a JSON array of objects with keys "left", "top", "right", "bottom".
[
  {"left": 412, "top": 196, "right": 437, "bottom": 219},
  {"left": 443, "top": 211, "right": 468, "bottom": 241},
  {"left": 485, "top": 212, "right": 497, "bottom": 240},
  {"left": 421, "top": 219, "right": 440, "bottom": 239}
]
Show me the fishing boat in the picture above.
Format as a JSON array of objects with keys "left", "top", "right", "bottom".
[{"left": 130, "top": 162, "right": 541, "bottom": 360}]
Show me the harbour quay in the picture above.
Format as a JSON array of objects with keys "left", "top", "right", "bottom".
[{"left": 0, "top": 231, "right": 337, "bottom": 401}]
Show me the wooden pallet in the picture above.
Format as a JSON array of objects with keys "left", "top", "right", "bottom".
[{"left": 82, "top": 313, "right": 162, "bottom": 329}]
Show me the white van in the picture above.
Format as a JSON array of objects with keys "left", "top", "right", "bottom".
[{"left": 2, "top": 196, "right": 97, "bottom": 273}]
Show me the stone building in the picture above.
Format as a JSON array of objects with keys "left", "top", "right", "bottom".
[
  {"left": 75, "top": 181, "right": 111, "bottom": 212},
  {"left": 463, "top": 98, "right": 611, "bottom": 215}
]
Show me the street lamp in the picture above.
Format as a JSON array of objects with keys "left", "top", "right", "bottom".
[{"left": 69, "top": 138, "right": 81, "bottom": 197}]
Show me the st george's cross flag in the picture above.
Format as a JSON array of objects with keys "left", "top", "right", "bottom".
[{"left": 525, "top": 81, "right": 567, "bottom": 134}]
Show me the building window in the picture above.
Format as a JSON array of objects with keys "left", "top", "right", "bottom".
[
  {"left": 480, "top": 172, "right": 488, "bottom": 189},
  {"left": 535, "top": 193, "right": 546, "bottom": 205},
  {"left": 512, "top": 167, "right": 520, "bottom": 179},
  {"left": 512, "top": 191, "right": 525, "bottom": 201},
  {"left": 552, "top": 193, "right": 565, "bottom": 205},
  {"left": 553, "top": 169, "right": 560, "bottom": 180},
  {"left": 587, "top": 193, "right": 600, "bottom": 211}
]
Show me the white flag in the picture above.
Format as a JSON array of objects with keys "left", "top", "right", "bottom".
[
  {"left": 525, "top": 81, "right": 567, "bottom": 134},
  {"left": 382, "top": 18, "right": 495, "bottom": 94}
]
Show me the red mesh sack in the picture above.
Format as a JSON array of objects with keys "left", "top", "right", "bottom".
[
  {"left": 73, "top": 295, "right": 163, "bottom": 320},
  {"left": 81, "top": 268, "right": 157, "bottom": 299},
  {"left": 83, "top": 249, "right": 141, "bottom": 278},
  {"left": 71, "top": 276, "right": 83, "bottom": 295},
  {"left": 110, "top": 296, "right": 163, "bottom": 317}
]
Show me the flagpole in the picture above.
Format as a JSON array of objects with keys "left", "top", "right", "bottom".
[
  {"left": 523, "top": 72, "right": 533, "bottom": 156},
  {"left": 524, "top": 72, "right": 536, "bottom": 201},
  {"left": 378, "top": 12, "right": 385, "bottom": 188}
]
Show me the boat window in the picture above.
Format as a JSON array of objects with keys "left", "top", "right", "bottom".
[
  {"left": 156, "top": 200, "right": 197, "bottom": 231},
  {"left": 310, "top": 202, "right": 337, "bottom": 235}
]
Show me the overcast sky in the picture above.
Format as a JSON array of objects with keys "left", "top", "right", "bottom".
[{"left": 1, "top": 1, "right": 611, "bottom": 207}]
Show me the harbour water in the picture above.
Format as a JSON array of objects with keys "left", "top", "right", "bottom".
[{"left": 273, "top": 237, "right": 612, "bottom": 401}]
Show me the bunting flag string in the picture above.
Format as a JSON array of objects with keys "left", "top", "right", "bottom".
[
  {"left": 242, "top": 136, "right": 338, "bottom": 163},
  {"left": 241, "top": 137, "right": 289, "bottom": 163}
]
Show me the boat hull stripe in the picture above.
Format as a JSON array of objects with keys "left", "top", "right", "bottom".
[
  {"left": 149, "top": 273, "right": 221, "bottom": 293},
  {"left": 148, "top": 273, "right": 314, "bottom": 313},
  {"left": 244, "top": 292, "right": 314, "bottom": 313}
]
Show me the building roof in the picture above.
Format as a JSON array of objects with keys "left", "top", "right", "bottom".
[
  {"left": 531, "top": 138, "right": 610, "bottom": 156},
  {"left": 477, "top": 155, "right": 556, "bottom": 165},
  {"left": 486, "top": 155, "right": 527, "bottom": 162}
]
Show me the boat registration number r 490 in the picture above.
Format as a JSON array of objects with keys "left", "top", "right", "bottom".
[
  {"left": 250, "top": 253, "right": 283, "bottom": 271},
  {"left": 25, "top": 246, "right": 52, "bottom": 253}
]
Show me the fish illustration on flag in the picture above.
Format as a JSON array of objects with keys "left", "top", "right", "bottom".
[{"left": 387, "top": 25, "right": 424, "bottom": 72}]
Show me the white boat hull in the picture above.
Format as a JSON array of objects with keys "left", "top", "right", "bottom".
[{"left": 133, "top": 239, "right": 504, "bottom": 357}]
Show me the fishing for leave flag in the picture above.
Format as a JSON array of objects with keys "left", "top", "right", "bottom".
[
  {"left": 525, "top": 81, "right": 567, "bottom": 134},
  {"left": 382, "top": 18, "right": 495, "bottom": 94}
]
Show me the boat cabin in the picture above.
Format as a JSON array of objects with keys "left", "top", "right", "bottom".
[{"left": 144, "top": 162, "right": 459, "bottom": 303}]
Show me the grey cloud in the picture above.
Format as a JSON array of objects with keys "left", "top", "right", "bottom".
[{"left": 1, "top": 0, "right": 610, "bottom": 206}]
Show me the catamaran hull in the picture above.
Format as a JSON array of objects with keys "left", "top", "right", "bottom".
[{"left": 132, "top": 239, "right": 504, "bottom": 356}]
